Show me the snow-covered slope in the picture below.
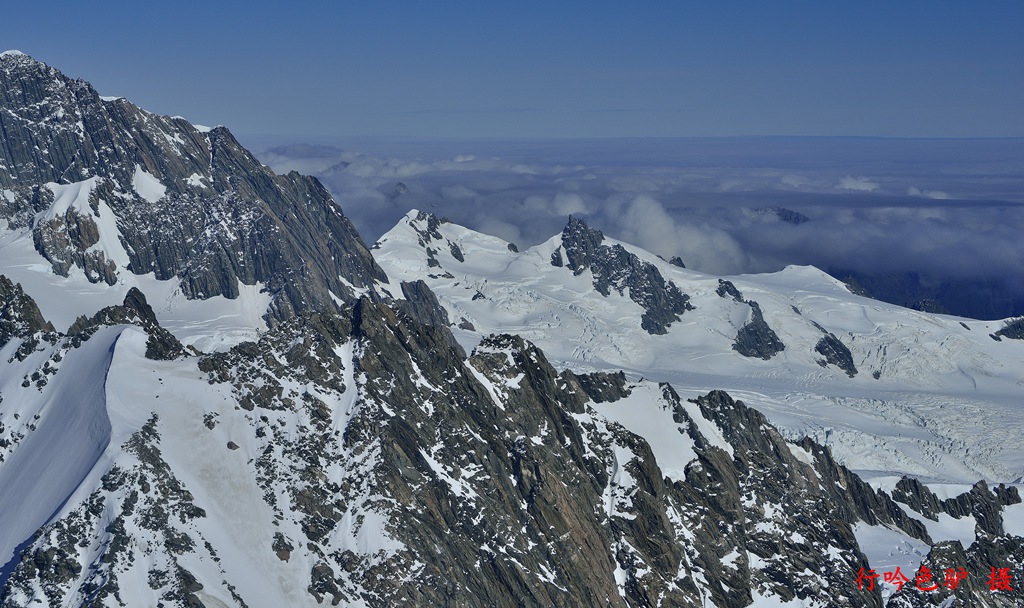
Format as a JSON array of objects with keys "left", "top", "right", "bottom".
[
  {"left": 374, "top": 210, "right": 1024, "bottom": 484},
  {"left": 0, "top": 325, "right": 119, "bottom": 574}
]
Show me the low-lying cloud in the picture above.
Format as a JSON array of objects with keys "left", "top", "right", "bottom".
[
  {"left": 249, "top": 136, "right": 1024, "bottom": 317},
  {"left": 836, "top": 176, "right": 879, "bottom": 192}
]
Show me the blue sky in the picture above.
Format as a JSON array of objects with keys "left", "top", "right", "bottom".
[{"left": 6, "top": 1, "right": 1023, "bottom": 138}]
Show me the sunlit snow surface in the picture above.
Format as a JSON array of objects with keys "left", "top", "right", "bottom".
[
  {"left": 375, "top": 210, "right": 1024, "bottom": 485},
  {"left": 0, "top": 326, "right": 121, "bottom": 574}
]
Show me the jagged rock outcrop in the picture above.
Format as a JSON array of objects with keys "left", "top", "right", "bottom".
[
  {"left": 574, "top": 370, "right": 631, "bottom": 403},
  {"left": 716, "top": 279, "right": 744, "bottom": 302},
  {"left": 893, "top": 477, "right": 1021, "bottom": 534},
  {"left": 732, "top": 301, "right": 785, "bottom": 359},
  {"left": 395, "top": 279, "right": 466, "bottom": 358},
  {"left": 887, "top": 535, "right": 1024, "bottom": 608},
  {"left": 551, "top": 217, "right": 693, "bottom": 334},
  {"left": 714, "top": 280, "right": 786, "bottom": 360},
  {"left": 0, "top": 51, "right": 386, "bottom": 324},
  {"left": 814, "top": 333, "right": 858, "bottom": 377},
  {"left": 995, "top": 318, "right": 1024, "bottom": 340},
  {"left": 882, "top": 478, "right": 1024, "bottom": 607},
  {"left": 0, "top": 275, "right": 55, "bottom": 349},
  {"left": 66, "top": 287, "right": 185, "bottom": 360}
]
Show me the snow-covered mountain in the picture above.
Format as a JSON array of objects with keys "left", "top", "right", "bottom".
[
  {"left": 374, "top": 210, "right": 1024, "bottom": 485},
  {"left": 1, "top": 52, "right": 1022, "bottom": 607}
]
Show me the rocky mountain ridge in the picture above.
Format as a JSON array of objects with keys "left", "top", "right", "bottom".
[{"left": 2, "top": 277, "right": 1020, "bottom": 607}]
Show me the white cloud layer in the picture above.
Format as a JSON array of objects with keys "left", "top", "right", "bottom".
[{"left": 250, "top": 137, "right": 1024, "bottom": 315}]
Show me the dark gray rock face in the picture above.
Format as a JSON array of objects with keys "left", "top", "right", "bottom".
[
  {"left": 732, "top": 301, "right": 785, "bottom": 360},
  {"left": 552, "top": 217, "right": 693, "bottom": 335},
  {"left": 892, "top": 477, "right": 943, "bottom": 519},
  {"left": 995, "top": 318, "right": 1024, "bottom": 340},
  {"left": 339, "top": 317, "right": 921, "bottom": 607},
  {"left": 395, "top": 279, "right": 466, "bottom": 358},
  {"left": 713, "top": 280, "right": 786, "bottom": 360},
  {"left": 911, "top": 298, "right": 950, "bottom": 314},
  {"left": 716, "top": 279, "right": 744, "bottom": 302},
  {"left": 887, "top": 535, "right": 1024, "bottom": 608},
  {"left": 689, "top": 391, "right": 931, "bottom": 542},
  {"left": 814, "top": 334, "right": 858, "bottom": 377},
  {"left": 893, "top": 477, "right": 1020, "bottom": 536},
  {"left": 754, "top": 207, "right": 811, "bottom": 225},
  {"left": 574, "top": 370, "right": 631, "bottom": 403},
  {"left": 0, "top": 275, "right": 55, "bottom": 349},
  {"left": 662, "top": 389, "right": 930, "bottom": 608},
  {"left": 397, "top": 280, "right": 451, "bottom": 329},
  {"left": 0, "top": 52, "right": 386, "bottom": 324},
  {"left": 885, "top": 478, "right": 1024, "bottom": 608},
  {"left": 30, "top": 196, "right": 119, "bottom": 286},
  {"left": 558, "top": 216, "right": 605, "bottom": 275}
]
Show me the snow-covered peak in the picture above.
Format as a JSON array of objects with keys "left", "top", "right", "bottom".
[{"left": 0, "top": 50, "right": 49, "bottom": 74}]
